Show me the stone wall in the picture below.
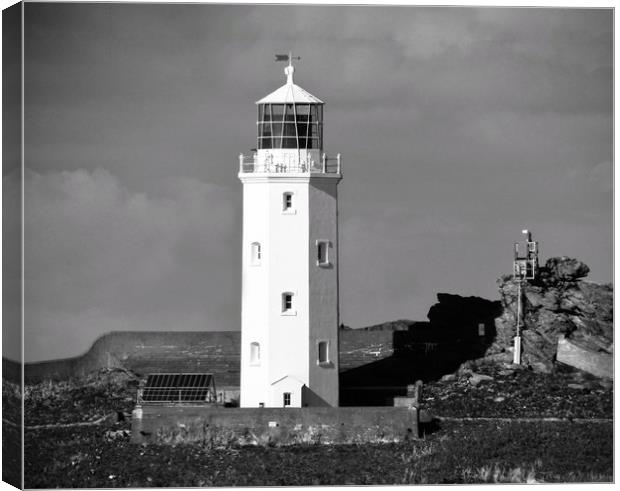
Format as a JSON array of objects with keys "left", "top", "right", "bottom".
[{"left": 131, "top": 405, "right": 419, "bottom": 445}]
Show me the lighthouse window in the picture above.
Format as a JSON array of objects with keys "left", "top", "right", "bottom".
[
  {"left": 250, "top": 342, "right": 260, "bottom": 365},
  {"left": 282, "top": 292, "right": 294, "bottom": 314},
  {"left": 250, "top": 242, "right": 261, "bottom": 266},
  {"left": 318, "top": 341, "right": 329, "bottom": 364},
  {"left": 283, "top": 192, "right": 293, "bottom": 211},
  {"left": 317, "top": 240, "right": 330, "bottom": 266}
]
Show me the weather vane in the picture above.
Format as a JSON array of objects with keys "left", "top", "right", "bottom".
[{"left": 275, "top": 52, "right": 301, "bottom": 67}]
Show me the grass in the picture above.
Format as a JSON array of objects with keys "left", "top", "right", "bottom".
[
  {"left": 421, "top": 362, "right": 613, "bottom": 419},
  {"left": 23, "top": 419, "right": 613, "bottom": 487},
  {"left": 23, "top": 368, "right": 138, "bottom": 426},
  {"left": 16, "top": 365, "right": 615, "bottom": 487}
]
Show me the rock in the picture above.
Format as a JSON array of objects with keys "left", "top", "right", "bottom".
[
  {"left": 528, "top": 361, "right": 553, "bottom": 374},
  {"left": 469, "top": 373, "right": 494, "bottom": 386},
  {"left": 489, "top": 257, "right": 613, "bottom": 379},
  {"left": 493, "top": 396, "right": 506, "bottom": 402},
  {"left": 440, "top": 374, "right": 457, "bottom": 382},
  {"left": 500, "top": 361, "right": 526, "bottom": 370},
  {"left": 524, "top": 287, "right": 560, "bottom": 310},
  {"left": 104, "top": 429, "right": 130, "bottom": 441},
  {"left": 477, "top": 352, "right": 513, "bottom": 365},
  {"left": 426, "top": 293, "right": 502, "bottom": 340},
  {"left": 457, "top": 365, "right": 473, "bottom": 377},
  {"left": 567, "top": 383, "right": 585, "bottom": 390},
  {"left": 544, "top": 257, "right": 589, "bottom": 282},
  {"left": 556, "top": 335, "right": 613, "bottom": 379}
]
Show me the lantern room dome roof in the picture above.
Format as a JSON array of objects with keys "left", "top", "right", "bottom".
[{"left": 256, "top": 65, "right": 323, "bottom": 105}]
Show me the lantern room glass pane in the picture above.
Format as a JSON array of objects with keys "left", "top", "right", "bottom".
[
  {"left": 281, "top": 137, "right": 298, "bottom": 148},
  {"left": 296, "top": 104, "right": 310, "bottom": 116},
  {"left": 259, "top": 123, "right": 272, "bottom": 138},
  {"left": 309, "top": 105, "right": 318, "bottom": 121},
  {"left": 271, "top": 104, "right": 284, "bottom": 119},
  {"left": 271, "top": 123, "right": 282, "bottom": 137},
  {"left": 283, "top": 123, "right": 296, "bottom": 137},
  {"left": 284, "top": 104, "right": 295, "bottom": 121}
]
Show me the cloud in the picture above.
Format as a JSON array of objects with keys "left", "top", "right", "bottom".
[
  {"left": 392, "top": 10, "right": 478, "bottom": 59},
  {"left": 3, "top": 170, "right": 23, "bottom": 360},
  {"left": 24, "top": 168, "right": 237, "bottom": 361}
]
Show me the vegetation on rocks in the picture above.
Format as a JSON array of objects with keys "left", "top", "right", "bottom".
[
  {"left": 421, "top": 359, "right": 613, "bottom": 419},
  {"left": 24, "top": 368, "right": 139, "bottom": 426}
]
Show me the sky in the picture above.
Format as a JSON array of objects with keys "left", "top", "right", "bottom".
[{"left": 4, "top": 3, "right": 612, "bottom": 361}]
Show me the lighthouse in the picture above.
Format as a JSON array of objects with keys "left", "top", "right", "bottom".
[{"left": 238, "top": 56, "right": 342, "bottom": 408}]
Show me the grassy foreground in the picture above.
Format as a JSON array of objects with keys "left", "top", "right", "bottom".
[
  {"left": 24, "top": 419, "right": 612, "bottom": 487},
  {"left": 15, "top": 367, "right": 614, "bottom": 487}
]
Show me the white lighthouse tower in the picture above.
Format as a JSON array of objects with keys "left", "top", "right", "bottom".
[{"left": 238, "top": 57, "right": 342, "bottom": 408}]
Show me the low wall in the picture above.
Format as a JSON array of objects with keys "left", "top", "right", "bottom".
[{"left": 132, "top": 405, "right": 419, "bottom": 445}]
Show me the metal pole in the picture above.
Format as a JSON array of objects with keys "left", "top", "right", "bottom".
[{"left": 513, "top": 279, "right": 522, "bottom": 364}]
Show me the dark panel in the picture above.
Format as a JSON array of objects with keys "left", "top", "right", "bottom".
[{"left": 141, "top": 373, "right": 215, "bottom": 403}]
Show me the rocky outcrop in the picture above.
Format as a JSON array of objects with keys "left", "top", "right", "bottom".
[
  {"left": 488, "top": 257, "right": 613, "bottom": 375},
  {"left": 426, "top": 293, "right": 502, "bottom": 341}
]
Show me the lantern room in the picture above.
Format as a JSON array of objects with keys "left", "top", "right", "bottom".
[
  {"left": 257, "top": 102, "right": 323, "bottom": 150},
  {"left": 256, "top": 64, "right": 323, "bottom": 151},
  {"left": 239, "top": 63, "right": 340, "bottom": 175}
]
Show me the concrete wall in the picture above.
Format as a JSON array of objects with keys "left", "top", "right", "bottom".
[{"left": 132, "top": 405, "right": 419, "bottom": 445}]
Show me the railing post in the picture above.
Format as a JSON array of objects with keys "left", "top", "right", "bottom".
[
  {"left": 239, "top": 153, "right": 244, "bottom": 173},
  {"left": 337, "top": 153, "right": 341, "bottom": 174},
  {"left": 322, "top": 153, "right": 326, "bottom": 173}
]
